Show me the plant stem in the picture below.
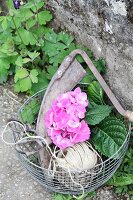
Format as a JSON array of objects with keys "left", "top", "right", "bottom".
[{"left": 12, "top": 16, "right": 24, "bottom": 44}]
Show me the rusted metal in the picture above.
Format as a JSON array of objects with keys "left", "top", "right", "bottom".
[{"left": 63, "top": 49, "right": 133, "bottom": 122}]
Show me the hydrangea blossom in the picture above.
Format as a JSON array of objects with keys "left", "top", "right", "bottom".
[{"left": 45, "top": 87, "right": 91, "bottom": 149}]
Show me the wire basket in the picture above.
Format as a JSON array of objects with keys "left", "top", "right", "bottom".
[{"left": 11, "top": 89, "right": 131, "bottom": 195}]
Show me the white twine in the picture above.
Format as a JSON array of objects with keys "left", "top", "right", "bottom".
[{"left": 1, "top": 120, "right": 103, "bottom": 199}]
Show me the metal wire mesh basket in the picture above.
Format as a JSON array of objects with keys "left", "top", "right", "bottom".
[{"left": 10, "top": 88, "right": 131, "bottom": 195}]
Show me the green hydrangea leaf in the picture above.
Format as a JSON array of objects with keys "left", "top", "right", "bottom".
[
  {"left": 37, "top": 11, "right": 53, "bottom": 25},
  {"left": 30, "top": 69, "right": 38, "bottom": 83},
  {"left": 92, "top": 117, "right": 127, "bottom": 157},
  {"left": 14, "top": 77, "right": 32, "bottom": 92},
  {"left": 14, "top": 68, "right": 29, "bottom": 83},
  {"left": 87, "top": 81, "right": 104, "bottom": 105},
  {"left": 86, "top": 105, "right": 112, "bottom": 125}
]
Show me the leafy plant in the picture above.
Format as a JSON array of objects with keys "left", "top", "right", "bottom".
[
  {"left": 1, "top": 1, "right": 132, "bottom": 199},
  {"left": 107, "top": 146, "right": 133, "bottom": 197},
  {"left": 92, "top": 117, "right": 127, "bottom": 157},
  {"left": 85, "top": 105, "right": 112, "bottom": 125},
  {"left": 52, "top": 191, "right": 96, "bottom": 200},
  {"left": 0, "top": 0, "right": 107, "bottom": 95}
]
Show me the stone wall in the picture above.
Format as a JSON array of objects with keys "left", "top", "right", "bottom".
[{"left": 46, "top": 0, "right": 133, "bottom": 109}]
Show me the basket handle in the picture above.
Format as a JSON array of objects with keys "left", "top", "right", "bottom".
[{"left": 61, "top": 49, "right": 133, "bottom": 122}]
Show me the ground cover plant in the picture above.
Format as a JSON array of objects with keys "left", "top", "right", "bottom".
[{"left": 0, "top": 1, "right": 133, "bottom": 199}]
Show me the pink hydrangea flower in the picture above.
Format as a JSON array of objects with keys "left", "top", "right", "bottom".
[{"left": 45, "top": 87, "right": 91, "bottom": 149}]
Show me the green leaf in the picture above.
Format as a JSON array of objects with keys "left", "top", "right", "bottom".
[
  {"left": 14, "top": 68, "right": 29, "bottom": 83},
  {"left": 30, "top": 2, "right": 45, "bottom": 12},
  {"left": 11, "top": 16, "right": 22, "bottom": 29},
  {"left": 87, "top": 81, "right": 104, "bottom": 105},
  {"left": 0, "top": 68, "right": 8, "bottom": 84},
  {"left": 22, "top": 58, "right": 31, "bottom": 63},
  {"left": 43, "top": 41, "right": 66, "bottom": 57},
  {"left": 92, "top": 117, "right": 127, "bottom": 157},
  {"left": 93, "top": 58, "right": 106, "bottom": 73},
  {"left": 15, "top": 56, "right": 23, "bottom": 67},
  {"left": 49, "top": 50, "right": 69, "bottom": 67},
  {"left": 29, "top": 71, "right": 48, "bottom": 95},
  {"left": 37, "top": 10, "right": 53, "bottom": 25},
  {"left": 19, "top": 100, "right": 40, "bottom": 124},
  {"left": 86, "top": 105, "right": 112, "bottom": 125},
  {"left": 0, "top": 29, "right": 12, "bottom": 43},
  {"left": 0, "top": 58, "right": 10, "bottom": 83},
  {"left": 46, "top": 66, "right": 58, "bottom": 80},
  {"left": 1, "top": 38, "right": 15, "bottom": 55},
  {"left": 32, "top": 25, "right": 47, "bottom": 38},
  {"left": 26, "top": 18, "right": 36, "bottom": 29},
  {"left": 30, "top": 69, "right": 38, "bottom": 83},
  {"left": 44, "top": 30, "right": 57, "bottom": 43},
  {"left": 108, "top": 174, "right": 133, "bottom": 186},
  {"left": 57, "top": 31, "right": 74, "bottom": 46},
  {"left": 80, "top": 74, "right": 95, "bottom": 85},
  {"left": 20, "top": 48, "right": 28, "bottom": 57},
  {"left": 16, "top": 8, "right": 34, "bottom": 22},
  {"left": 0, "top": 58, "right": 10, "bottom": 69},
  {"left": 27, "top": 51, "right": 40, "bottom": 60},
  {"left": 17, "top": 28, "right": 36, "bottom": 45},
  {"left": 14, "top": 77, "right": 32, "bottom": 92},
  {"left": 52, "top": 193, "right": 72, "bottom": 200}
]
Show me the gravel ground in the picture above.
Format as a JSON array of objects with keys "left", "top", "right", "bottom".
[
  {"left": 0, "top": 83, "right": 52, "bottom": 200},
  {"left": 0, "top": 83, "right": 130, "bottom": 200}
]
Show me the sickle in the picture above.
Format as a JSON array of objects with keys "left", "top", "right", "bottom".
[{"left": 65, "top": 49, "right": 133, "bottom": 122}]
